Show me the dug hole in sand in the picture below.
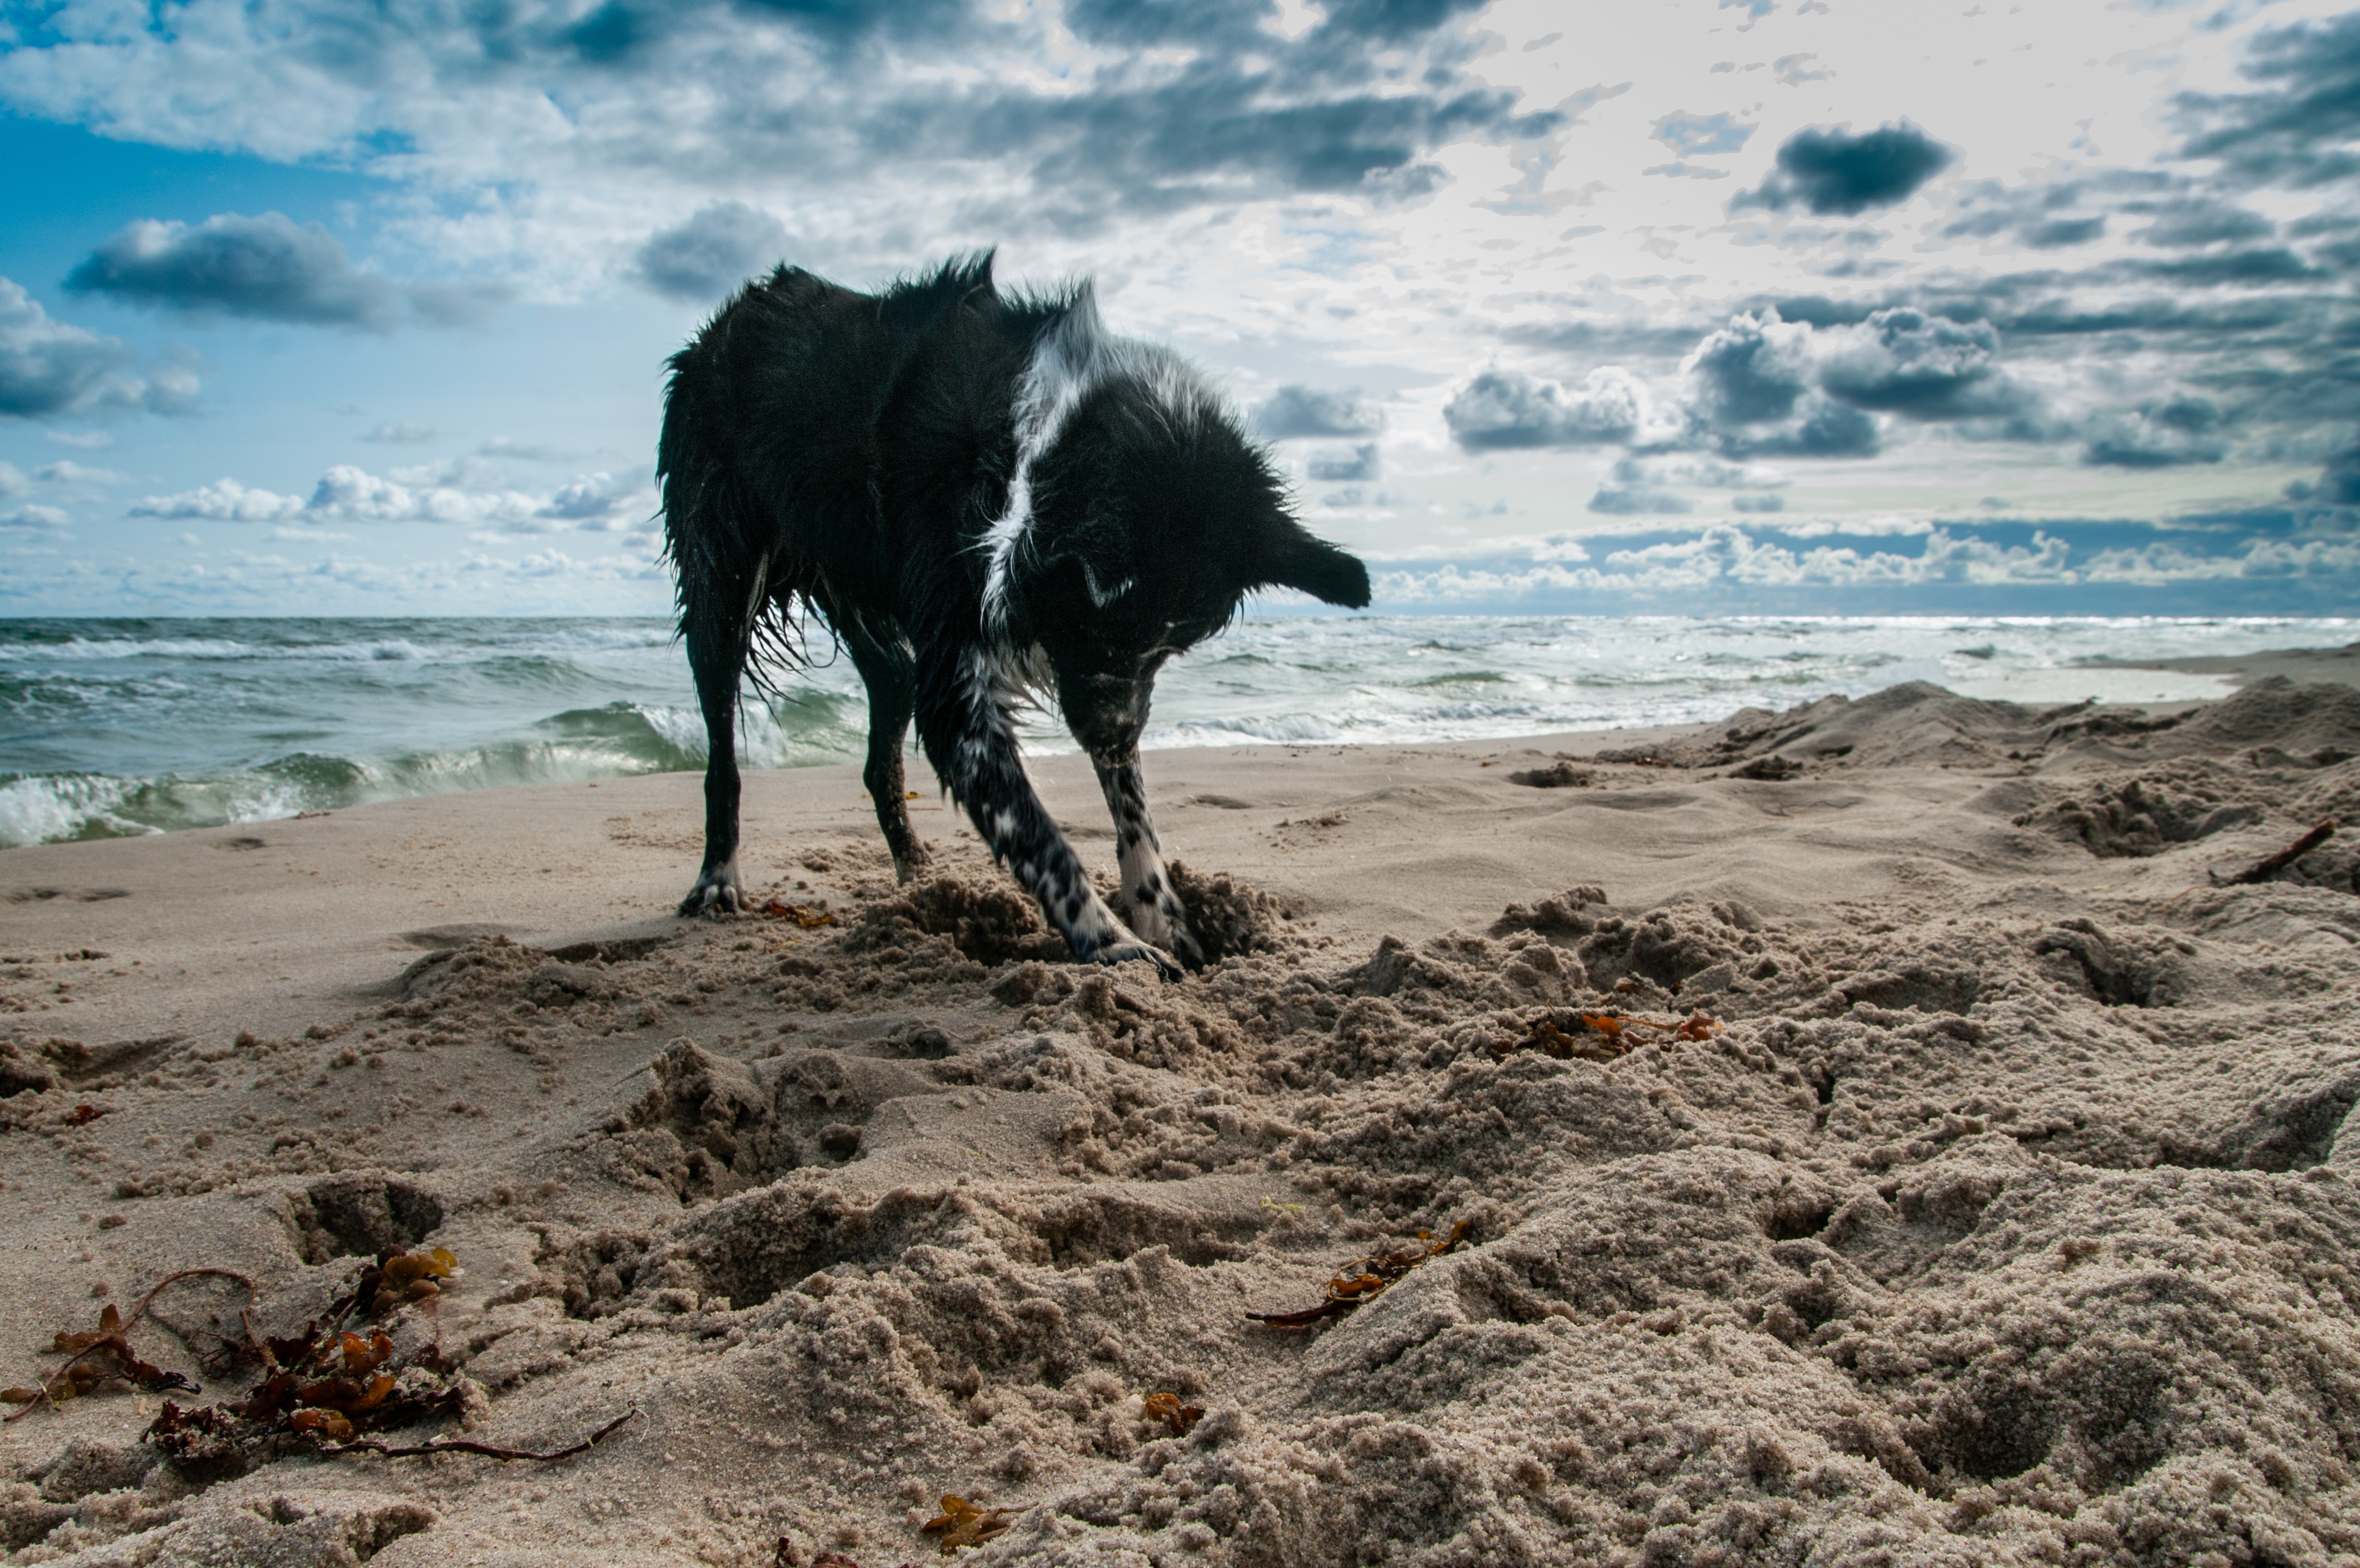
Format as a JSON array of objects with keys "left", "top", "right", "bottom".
[{"left": 2, "top": 674, "right": 2359, "bottom": 1566}]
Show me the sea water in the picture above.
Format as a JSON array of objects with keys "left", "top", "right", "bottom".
[{"left": 3, "top": 614, "right": 2351, "bottom": 847}]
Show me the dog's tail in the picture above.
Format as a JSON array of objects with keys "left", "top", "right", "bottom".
[{"left": 657, "top": 338, "right": 819, "bottom": 687}]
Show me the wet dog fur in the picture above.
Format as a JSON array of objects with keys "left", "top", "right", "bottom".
[{"left": 657, "top": 253, "right": 1371, "bottom": 976}]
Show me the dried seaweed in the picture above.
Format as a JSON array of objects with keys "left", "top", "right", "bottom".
[
  {"left": 922, "top": 1496, "right": 1012, "bottom": 1553},
  {"left": 63, "top": 1103, "right": 106, "bottom": 1126},
  {"left": 142, "top": 1244, "right": 606, "bottom": 1470},
  {"left": 2, "top": 1288, "right": 207, "bottom": 1421},
  {"left": 1492, "top": 1009, "right": 1720, "bottom": 1062},
  {"left": 2218, "top": 818, "right": 2338, "bottom": 886},
  {"left": 1142, "top": 1391, "right": 1204, "bottom": 1438},
  {"left": 1247, "top": 1221, "right": 1473, "bottom": 1329},
  {"left": 761, "top": 900, "right": 838, "bottom": 928}
]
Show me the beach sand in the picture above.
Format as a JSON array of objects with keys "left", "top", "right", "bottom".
[{"left": 3, "top": 647, "right": 2358, "bottom": 1566}]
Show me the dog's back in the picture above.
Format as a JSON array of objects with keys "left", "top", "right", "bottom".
[{"left": 658, "top": 255, "right": 1015, "bottom": 623}]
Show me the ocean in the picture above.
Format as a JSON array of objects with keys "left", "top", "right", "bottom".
[{"left": 3, "top": 614, "right": 2352, "bottom": 849}]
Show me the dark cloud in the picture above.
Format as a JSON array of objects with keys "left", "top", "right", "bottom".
[
  {"left": 1686, "top": 311, "right": 1808, "bottom": 425},
  {"left": 1745, "top": 398, "right": 1882, "bottom": 458},
  {"left": 2081, "top": 393, "right": 2230, "bottom": 469},
  {"left": 1944, "top": 184, "right": 2114, "bottom": 251},
  {"left": 1253, "top": 385, "right": 1385, "bottom": 439},
  {"left": 1816, "top": 308, "right": 2024, "bottom": 420},
  {"left": 2285, "top": 433, "right": 2360, "bottom": 506},
  {"left": 1442, "top": 368, "right": 1650, "bottom": 449},
  {"left": 1731, "top": 491, "right": 1785, "bottom": 512},
  {"left": 2131, "top": 248, "right": 2317, "bottom": 286},
  {"left": 538, "top": 0, "right": 1553, "bottom": 231},
  {"left": 2128, "top": 199, "right": 2274, "bottom": 249},
  {"left": 1735, "top": 122, "right": 1954, "bottom": 216},
  {"left": 2174, "top": 11, "right": 2360, "bottom": 189},
  {"left": 1305, "top": 442, "right": 1381, "bottom": 482},
  {"left": 634, "top": 202, "right": 790, "bottom": 301},
  {"left": 0, "top": 277, "right": 193, "bottom": 419},
  {"left": 1588, "top": 482, "right": 1693, "bottom": 515},
  {"left": 65, "top": 213, "right": 505, "bottom": 330}
]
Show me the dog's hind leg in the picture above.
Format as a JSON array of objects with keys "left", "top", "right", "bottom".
[
  {"left": 679, "top": 615, "right": 752, "bottom": 916},
  {"left": 1094, "top": 758, "right": 1204, "bottom": 969},
  {"left": 843, "top": 625, "right": 931, "bottom": 884}
]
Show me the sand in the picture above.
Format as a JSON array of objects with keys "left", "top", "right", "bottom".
[{"left": 3, "top": 647, "right": 2359, "bottom": 1567}]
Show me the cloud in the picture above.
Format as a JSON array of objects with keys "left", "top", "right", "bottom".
[
  {"left": 1747, "top": 398, "right": 1883, "bottom": 457},
  {"left": 2129, "top": 199, "right": 2274, "bottom": 249},
  {"left": 134, "top": 463, "right": 655, "bottom": 535},
  {"left": 1443, "top": 367, "right": 1657, "bottom": 449},
  {"left": 0, "top": 462, "right": 22, "bottom": 495},
  {"left": 1653, "top": 111, "right": 1753, "bottom": 156},
  {"left": 1252, "top": 385, "right": 1385, "bottom": 439},
  {"left": 634, "top": 203, "right": 791, "bottom": 302},
  {"left": 1814, "top": 308, "right": 2026, "bottom": 420},
  {"left": 1735, "top": 122, "right": 1954, "bottom": 216},
  {"left": 362, "top": 421, "right": 439, "bottom": 444},
  {"left": 0, "top": 277, "right": 194, "bottom": 419},
  {"left": 2, "top": 504, "right": 72, "bottom": 530},
  {"left": 2081, "top": 393, "right": 2229, "bottom": 469},
  {"left": 2174, "top": 11, "right": 2360, "bottom": 189},
  {"left": 130, "top": 479, "right": 306, "bottom": 521},
  {"left": 536, "top": 471, "right": 648, "bottom": 526},
  {"left": 2286, "top": 433, "right": 2360, "bottom": 507},
  {"left": 35, "top": 460, "right": 128, "bottom": 485},
  {"left": 1685, "top": 310, "right": 1812, "bottom": 426},
  {"left": 1305, "top": 443, "right": 1381, "bottom": 482},
  {"left": 66, "top": 213, "right": 506, "bottom": 330},
  {"left": 1732, "top": 491, "right": 1786, "bottom": 512},
  {"left": 1942, "top": 181, "right": 2109, "bottom": 249},
  {"left": 1587, "top": 482, "right": 1693, "bottom": 515},
  {"left": 0, "top": 0, "right": 1553, "bottom": 266}
]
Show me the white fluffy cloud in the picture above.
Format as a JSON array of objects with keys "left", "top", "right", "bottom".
[{"left": 130, "top": 464, "right": 654, "bottom": 534}]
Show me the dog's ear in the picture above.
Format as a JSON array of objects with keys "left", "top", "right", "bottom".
[{"left": 1257, "top": 522, "right": 1371, "bottom": 609}]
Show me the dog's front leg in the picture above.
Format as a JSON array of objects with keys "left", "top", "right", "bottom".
[
  {"left": 921, "top": 648, "right": 1181, "bottom": 979},
  {"left": 1094, "top": 757, "right": 1204, "bottom": 969}
]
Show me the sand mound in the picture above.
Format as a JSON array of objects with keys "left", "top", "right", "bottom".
[{"left": 10, "top": 693, "right": 2360, "bottom": 1564}]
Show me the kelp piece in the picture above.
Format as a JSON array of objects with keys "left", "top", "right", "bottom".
[
  {"left": 922, "top": 1495, "right": 1013, "bottom": 1553},
  {"left": 1491, "top": 1009, "right": 1721, "bottom": 1062},
  {"left": 1248, "top": 1221, "right": 1474, "bottom": 1330},
  {"left": 3, "top": 1299, "right": 200, "bottom": 1421},
  {"left": 1142, "top": 1391, "right": 1205, "bottom": 1437}
]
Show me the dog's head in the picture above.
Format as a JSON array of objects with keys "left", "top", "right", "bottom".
[{"left": 1002, "top": 367, "right": 1371, "bottom": 761}]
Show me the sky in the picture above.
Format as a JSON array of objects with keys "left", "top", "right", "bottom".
[{"left": 2, "top": 0, "right": 2358, "bottom": 617}]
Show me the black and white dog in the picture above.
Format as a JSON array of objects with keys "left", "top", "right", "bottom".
[{"left": 657, "top": 254, "right": 1371, "bottom": 977}]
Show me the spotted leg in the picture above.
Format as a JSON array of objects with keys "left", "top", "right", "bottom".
[
  {"left": 1094, "top": 756, "right": 1204, "bottom": 969},
  {"left": 915, "top": 643, "right": 1179, "bottom": 979}
]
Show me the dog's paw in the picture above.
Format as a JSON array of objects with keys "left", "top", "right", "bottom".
[
  {"left": 1124, "top": 896, "right": 1206, "bottom": 971},
  {"left": 1166, "top": 922, "right": 1207, "bottom": 971},
  {"left": 677, "top": 865, "right": 743, "bottom": 918},
  {"left": 1093, "top": 939, "right": 1183, "bottom": 983}
]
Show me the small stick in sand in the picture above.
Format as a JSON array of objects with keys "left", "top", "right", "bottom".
[
  {"left": 2217, "top": 818, "right": 2337, "bottom": 886},
  {"left": 320, "top": 1407, "right": 639, "bottom": 1462}
]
